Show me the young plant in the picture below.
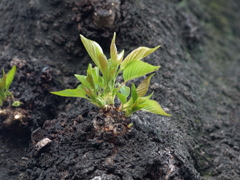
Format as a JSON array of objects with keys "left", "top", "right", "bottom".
[
  {"left": 0, "top": 65, "right": 20, "bottom": 107},
  {"left": 51, "top": 33, "right": 171, "bottom": 117}
]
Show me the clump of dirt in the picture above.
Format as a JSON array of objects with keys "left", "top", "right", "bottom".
[
  {"left": 0, "top": 58, "right": 64, "bottom": 180},
  {"left": 20, "top": 108, "right": 200, "bottom": 180}
]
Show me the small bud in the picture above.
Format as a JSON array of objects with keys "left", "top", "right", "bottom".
[
  {"left": 12, "top": 101, "right": 21, "bottom": 107},
  {"left": 127, "top": 123, "right": 133, "bottom": 128}
]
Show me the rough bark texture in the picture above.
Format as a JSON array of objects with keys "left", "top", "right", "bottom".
[{"left": 0, "top": 0, "right": 239, "bottom": 180}]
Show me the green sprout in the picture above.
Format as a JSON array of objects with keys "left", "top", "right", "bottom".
[
  {"left": 0, "top": 66, "right": 19, "bottom": 107},
  {"left": 51, "top": 33, "right": 171, "bottom": 117}
]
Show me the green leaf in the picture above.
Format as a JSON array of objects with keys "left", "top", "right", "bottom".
[
  {"left": 91, "top": 66, "right": 101, "bottom": 89},
  {"left": 74, "top": 74, "right": 92, "bottom": 89},
  {"left": 131, "top": 83, "right": 138, "bottom": 103},
  {"left": 116, "top": 92, "right": 127, "bottom": 104},
  {"left": 98, "top": 75, "right": 104, "bottom": 87},
  {"left": 136, "top": 92, "right": 154, "bottom": 104},
  {"left": 86, "top": 64, "right": 96, "bottom": 89},
  {"left": 110, "top": 32, "right": 118, "bottom": 62},
  {"left": 51, "top": 88, "right": 88, "bottom": 99},
  {"left": 77, "top": 84, "right": 84, "bottom": 89},
  {"left": 6, "top": 65, "right": 16, "bottom": 90},
  {"left": 80, "top": 35, "right": 108, "bottom": 73},
  {"left": 123, "top": 60, "right": 160, "bottom": 82},
  {"left": 117, "top": 50, "right": 124, "bottom": 64},
  {"left": 121, "top": 46, "right": 160, "bottom": 69},
  {"left": 120, "top": 85, "right": 130, "bottom": 97},
  {"left": 136, "top": 73, "right": 155, "bottom": 97},
  {"left": 0, "top": 78, "right": 4, "bottom": 95},
  {"left": 12, "top": 101, "right": 21, "bottom": 107},
  {"left": 122, "top": 98, "right": 134, "bottom": 115},
  {"left": 125, "top": 93, "right": 153, "bottom": 116},
  {"left": 105, "top": 60, "right": 118, "bottom": 83},
  {"left": 83, "top": 87, "right": 97, "bottom": 101},
  {"left": 98, "top": 54, "right": 108, "bottom": 74},
  {"left": 140, "top": 100, "right": 171, "bottom": 116}
]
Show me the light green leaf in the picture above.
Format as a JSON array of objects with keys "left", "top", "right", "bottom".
[
  {"left": 123, "top": 60, "right": 160, "bottom": 82},
  {"left": 136, "top": 73, "right": 155, "bottom": 97},
  {"left": 126, "top": 93, "right": 153, "bottom": 116},
  {"left": 12, "top": 101, "right": 21, "bottom": 107},
  {"left": 105, "top": 60, "right": 118, "bottom": 82},
  {"left": 86, "top": 64, "right": 95, "bottom": 88},
  {"left": 77, "top": 84, "right": 84, "bottom": 89},
  {"left": 91, "top": 66, "right": 101, "bottom": 89},
  {"left": 98, "top": 75, "right": 104, "bottom": 87},
  {"left": 0, "top": 83, "right": 4, "bottom": 97},
  {"left": 117, "top": 50, "right": 124, "bottom": 64},
  {"left": 136, "top": 92, "right": 154, "bottom": 104},
  {"left": 98, "top": 54, "right": 108, "bottom": 74},
  {"left": 122, "top": 98, "right": 134, "bottom": 113},
  {"left": 121, "top": 46, "right": 160, "bottom": 69},
  {"left": 74, "top": 74, "right": 92, "bottom": 89},
  {"left": 140, "top": 100, "right": 171, "bottom": 116},
  {"left": 110, "top": 32, "right": 118, "bottom": 62},
  {"left": 131, "top": 83, "right": 138, "bottom": 103},
  {"left": 120, "top": 85, "right": 130, "bottom": 97},
  {"left": 80, "top": 35, "right": 107, "bottom": 73},
  {"left": 51, "top": 88, "right": 88, "bottom": 99},
  {"left": 6, "top": 65, "right": 16, "bottom": 90},
  {"left": 83, "top": 87, "right": 97, "bottom": 101},
  {"left": 116, "top": 92, "right": 127, "bottom": 104}
]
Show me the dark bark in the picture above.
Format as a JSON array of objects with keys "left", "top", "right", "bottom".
[{"left": 0, "top": 0, "right": 239, "bottom": 179}]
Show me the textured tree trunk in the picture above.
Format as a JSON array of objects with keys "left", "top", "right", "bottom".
[{"left": 0, "top": 0, "right": 239, "bottom": 179}]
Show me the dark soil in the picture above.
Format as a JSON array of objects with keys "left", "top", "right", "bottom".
[{"left": 0, "top": 0, "right": 240, "bottom": 180}]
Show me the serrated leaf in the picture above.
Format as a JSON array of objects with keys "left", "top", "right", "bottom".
[
  {"left": 51, "top": 88, "right": 88, "bottom": 99},
  {"left": 6, "top": 65, "right": 16, "bottom": 90},
  {"left": 140, "top": 100, "right": 171, "bottom": 116},
  {"left": 136, "top": 73, "right": 155, "bottom": 97},
  {"left": 123, "top": 60, "right": 160, "bottom": 82},
  {"left": 121, "top": 46, "right": 160, "bottom": 69},
  {"left": 80, "top": 35, "right": 107, "bottom": 73}
]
